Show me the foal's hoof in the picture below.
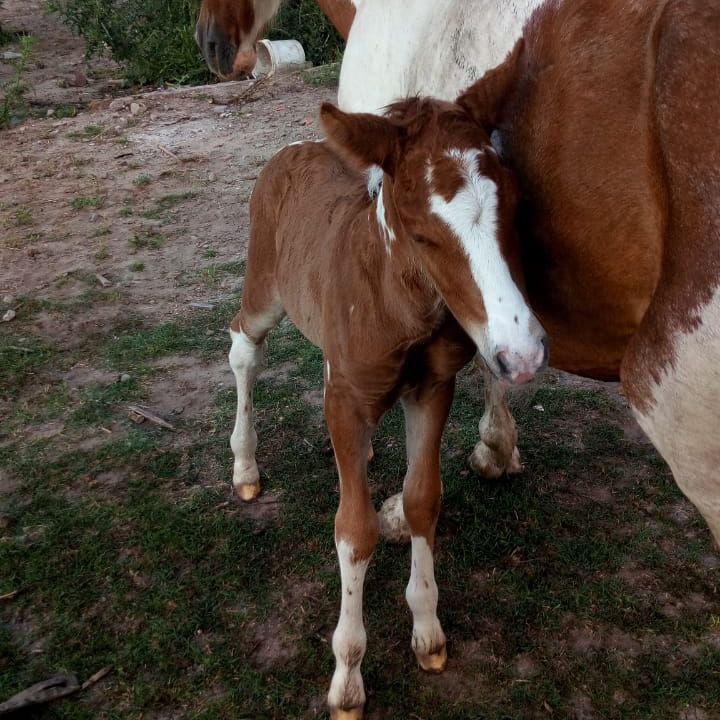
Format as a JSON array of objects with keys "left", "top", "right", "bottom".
[
  {"left": 416, "top": 644, "right": 448, "bottom": 674},
  {"left": 330, "top": 707, "right": 364, "bottom": 720},
  {"left": 468, "top": 441, "right": 522, "bottom": 479},
  {"left": 233, "top": 462, "right": 261, "bottom": 502},
  {"left": 377, "top": 492, "right": 411, "bottom": 544},
  {"left": 235, "top": 482, "right": 261, "bottom": 502}
]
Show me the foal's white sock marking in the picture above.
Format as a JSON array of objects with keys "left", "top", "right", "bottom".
[
  {"left": 229, "top": 329, "right": 263, "bottom": 490},
  {"left": 328, "top": 540, "right": 369, "bottom": 711},
  {"left": 406, "top": 536, "right": 445, "bottom": 657}
]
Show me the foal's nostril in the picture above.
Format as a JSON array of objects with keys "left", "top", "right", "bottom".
[{"left": 495, "top": 350, "right": 511, "bottom": 377}]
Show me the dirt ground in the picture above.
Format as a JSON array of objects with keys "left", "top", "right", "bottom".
[{"left": 0, "top": 0, "right": 334, "bottom": 330}]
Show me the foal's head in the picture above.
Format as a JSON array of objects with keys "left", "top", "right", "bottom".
[
  {"left": 195, "top": 0, "right": 281, "bottom": 79},
  {"left": 320, "top": 97, "right": 547, "bottom": 385}
]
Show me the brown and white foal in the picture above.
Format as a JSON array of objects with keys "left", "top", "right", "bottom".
[{"left": 228, "top": 98, "right": 546, "bottom": 718}]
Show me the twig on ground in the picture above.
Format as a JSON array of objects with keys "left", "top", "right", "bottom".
[
  {"left": 127, "top": 405, "right": 176, "bottom": 431},
  {"left": 80, "top": 667, "right": 112, "bottom": 691}
]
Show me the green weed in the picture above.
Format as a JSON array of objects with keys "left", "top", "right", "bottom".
[
  {"left": 0, "top": 34, "right": 35, "bottom": 128},
  {"left": 71, "top": 196, "right": 104, "bottom": 210}
]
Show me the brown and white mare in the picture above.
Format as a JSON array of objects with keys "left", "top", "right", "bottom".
[
  {"left": 230, "top": 98, "right": 546, "bottom": 717},
  {"left": 202, "top": 0, "right": 720, "bottom": 550}
]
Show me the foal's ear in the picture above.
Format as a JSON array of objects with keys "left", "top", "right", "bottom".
[
  {"left": 456, "top": 38, "right": 524, "bottom": 133},
  {"left": 320, "top": 103, "right": 401, "bottom": 175}
]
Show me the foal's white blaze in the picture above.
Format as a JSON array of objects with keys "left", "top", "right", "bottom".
[
  {"left": 429, "top": 149, "right": 536, "bottom": 367},
  {"left": 406, "top": 536, "right": 445, "bottom": 657},
  {"left": 328, "top": 539, "right": 370, "bottom": 711},
  {"left": 229, "top": 329, "right": 263, "bottom": 493}
]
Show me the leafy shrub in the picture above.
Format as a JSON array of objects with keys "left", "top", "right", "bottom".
[
  {"left": 47, "top": 0, "right": 210, "bottom": 86},
  {"left": 1, "top": 34, "right": 36, "bottom": 128},
  {"left": 270, "top": 0, "right": 344, "bottom": 66}
]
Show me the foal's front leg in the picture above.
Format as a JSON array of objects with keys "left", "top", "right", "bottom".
[
  {"left": 325, "top": 382, "right": 379, "bottom": 720},
  {"left": 402, "top": 379, "right": 455, "bottom": 673},
  {"left": 468, "top": 360, "right": 522, "bottom": 478}
]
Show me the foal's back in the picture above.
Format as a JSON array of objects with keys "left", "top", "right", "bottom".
[{"left": 247, "top": 140, "right": 371, "bottom": 346}]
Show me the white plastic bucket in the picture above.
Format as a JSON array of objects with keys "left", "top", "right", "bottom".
[{"left": 253, "top": 39, "right": 306, "bottom": 77}]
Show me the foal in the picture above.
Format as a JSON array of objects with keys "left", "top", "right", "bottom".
[{"left": 228, "top": 98, "right": 547, "bottom": 718}]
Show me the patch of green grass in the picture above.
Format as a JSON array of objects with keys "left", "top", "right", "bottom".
[
  {"left": 4, "top": 304, "right": 719, "bottom": 719},
  {"left": 54, "top": 104, "right": 78, "bottom": 119},
  {"left": 94, "top": 242, "right": 109, "bottom": 261},
  {"left": 93, "top": 225, "right": 111, "bottom": 237},
  {"left": 302, "top": 62, "right": 341, "bottom": 87},
  {"left": 141, "top": 191, "right": 198, "bottom": 221},
  {"left": 129, "top": 230, "right": 163, "bottom": 251},
  {"left": 71, "top": 195, "right": 104, "bottom": 210},
  {"left": 70, "top": 378, "right": 144, "bottom": 426},
  {"left": 133, "top": 174, "right": 152, "bottom": 187},
  {"left": 68, "top": 124, "right": 103, "bottom": 140},
  {"left": 129, "top": 261, "right": 145, "bottom": 272},
  {"left": 14, "top": 206, "right": 33, "bottom": 226},
  {"left": 0, "top": 336, "right": 54, "bottom": 401},
  {"left": 201, "top": 249, "right": 217, "bottom": 259}
]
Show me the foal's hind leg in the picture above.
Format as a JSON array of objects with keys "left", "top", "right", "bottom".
[{"left": 228, "top": 263, "right": 284, "bottom": 502}]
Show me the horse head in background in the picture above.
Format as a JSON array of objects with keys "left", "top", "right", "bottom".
[{"left": 195, "top": 0, "right": 354, "bottom": 79}]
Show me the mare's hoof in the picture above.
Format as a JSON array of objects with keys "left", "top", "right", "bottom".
[
  {"left": 416, "top": 644, "right": 448, "bottom": 674},
  {"left": 468, "top": 442, "right": 522, "bottom": 479},
  {"left": 330, "top": 707, "right": 364, "bottom": 720},
  {"left": 377, "top": 492, "right": 410, "bottom": 544}
]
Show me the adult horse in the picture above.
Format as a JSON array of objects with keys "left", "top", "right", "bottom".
[{"left": 197, "top": 0, "right": 720, "bottom": 550}]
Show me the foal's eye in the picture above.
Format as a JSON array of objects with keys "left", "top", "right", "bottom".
[{"left": 414, "top": 235, "right": 438, "bottom": 248}]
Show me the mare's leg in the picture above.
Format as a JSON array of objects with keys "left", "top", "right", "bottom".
[
  {"left": 468, "top": 360, "right": 522, "bottom": 478},
  {"left": 325, "top": 382, "right": 379, "bottom": 720},
  {"left": 402, "top": 379, "right": 454, "bottom": 673}
]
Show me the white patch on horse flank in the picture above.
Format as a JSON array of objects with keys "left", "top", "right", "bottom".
[
  {"left": 338, "top": 0, "right": 545, "bottom": 113},
  {"left": 428, "top": 148, "right": 535, "bottom": 359},
  {"left": 375, "top": 182, "right": 396, "bottom": 254},
  {"left": 328, "top": 539, "right": 369, "bottom": 710},
  {"left": 406, "top": 536, "right": 445, "bottom": 657},
  {"left": 633, "top": 287, "right": 720, "bottom": 543}
]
